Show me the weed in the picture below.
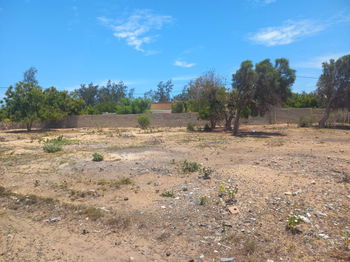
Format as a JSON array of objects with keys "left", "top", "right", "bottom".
[
  {"left": 187, "top": 122, "right": 195, "bottom": 132},
  {"left": 43, "top": 142, "right": 62, "bottom": 153},
  {"left": 243, "top": 238, "right": 256, "bottom": 255},
  {"left": 79, "top": 207, "right": 103, "bottom": 221},
  {"left": 340, "top": 173, "right": 350, "bottom": 183},
  {"left": 92, "top": 153, "right": 104, "bottom": 162},
  {"left": 97, "top": 178, "right": 132, "bottom": 188},
  {"left": 181, "top": 160, "right": 201, "bottom": 173},
  {"left": 200, "top": 167, "right": 214, "bottom": 179},
  {"left": 199, "top": 196, "right": 207, "bottom": 205},
  {"left": 218, "top": 183, "right": 238, "bottom": 204},
  {"left": 34, "top": 180, "right": 40, "bottom": 187},
  {"left": 137, "top": 116, "right": 151, "bottom": 129},
  {"left": 160, "top": 190, "right": 175, "bottom": 198},
  {"left": 106, "top": 214, "right": 131, "bottom": 229},
  {"left": 298, "top": 115, "right": 313, "bottom": 127},
  {"left": 286, "top": 215, "right": 303, "bottom": 234}
]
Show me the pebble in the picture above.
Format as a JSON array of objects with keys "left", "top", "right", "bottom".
[
  {"left": 220, "top": 258, "right": 236, "bottom": 262},
  {"left": 318, "top": 233, "right": 329, "bottom": 240}
]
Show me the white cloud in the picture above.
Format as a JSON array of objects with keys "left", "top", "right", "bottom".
[
  {"left": 98, "top": 10, "right": 172, "bottom": 53},
  {"left": 249, "top": 19, "right": 325, "bottom": 46},
  {"left": 174, "top": 60, "right": 196, "bottom": 68},
  {"left": 295, "top": 52, "right": 350, "bottom": 69}
]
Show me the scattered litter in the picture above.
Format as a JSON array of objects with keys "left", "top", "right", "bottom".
[
  {"left": 44, "top": 217, "right": 61, "bottom": 223},
  {"left": 228, "top": 206, "right": 239, "bottom": 214}
]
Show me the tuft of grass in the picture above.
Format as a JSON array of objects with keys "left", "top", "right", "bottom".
[
  {"left": 160, "top": 190, "right": 175, "bottom": 198},
  {"left": 199, "top": 196, "right": 207, "bottom": 205},
  {"left": 243, "top": 238, "right": 256, "bottom": 255},
  {"left": 137, "top": 116, "right": 151, "bottom": 130},
  {"left": 286, "top": 215, "right": 303, "bottom": 234},
  {"left": 181, "top": 160, "right": 201, "bottom": 173},
  {"left": 200, "top": 167, "right": 214, "bottom": 179},
  {"left": 43, "top": 142, "right": 62, "bottom": 153},
  {"left": 187, "top": 122, "right": 195, "bottom": 132},
  {"left": 92, "top": 153, "right": 104, "bottom": 162},
  {"left": 79, "top": 207, "right": 103, "bottom": 221},
  {"left": 97, "top": 178, "right": 132, "bottom": 188},
  {"left": 106, "top": 214, "right": 131, "bottom": 229}
]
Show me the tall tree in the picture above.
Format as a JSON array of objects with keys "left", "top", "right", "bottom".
[
  {"left": 317, "top": 54, "right": 350, "bottom": 127},
  {"left": 154, "top": 80, "right": 174, "bottom": 102},
  {"left": 72, "top": 83, "right": 99, "bottom": 106},
  {"left": 231, "top": 60, "right": 257, "bottom": 135}
]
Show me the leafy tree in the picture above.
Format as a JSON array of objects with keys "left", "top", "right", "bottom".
[
  {"left": 4, "top": 81, "right": 44, "bottom": 131},
  {"left": 317, "top": 55, "right": 350, "bottom": 128},
  {"left": 284, "top": 92, "right": 320, "bottom": 108},
  {"left": 231, "top": 60, "right": 257, "bottom": 135},
  {"left": 0, "top": 103, "right": 8, "bottom": 121},
  {"left": 72, "top": 83, "right": 99, "bottom": 106},
  {"left": 145, "top": 80, "right": 173, "bottom": 102},
  {"left": 192, "top": 71, "right": 226, "bottom": 129},
  {"left": 97, "top": 80, "right": 128, "bottom": 103},
  {"left": 115, "top": 98, "right": 151, "bottom": 114},
  {"left": 23, "top": 67, "right": 38, "bottom": 85},
  {"left": 231, "top": 58, "right": 295, "bottom": 135}
]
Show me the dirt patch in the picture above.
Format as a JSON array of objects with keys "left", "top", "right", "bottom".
[{"left": 0, "top": 125, "right": 349, "bottom": 261}]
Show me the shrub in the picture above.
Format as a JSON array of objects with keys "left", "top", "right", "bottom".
[
  {"left": 200, "top": 167, "right": 214, "bottom": 179},
  {"left": 92, "top": 153, "right": 104, "bottom": 162},
  {"left": 187, "top": 122, "right": 195, "bottom": 132},
  {"left": 298, "top": 115, "right": 315, "bottom": 127},
  {"left": 181, "top": 160, "right": 201, "bottom": 173},
  {"left": 160, "top": 190, "right": 175, "bottom": 198},
  {"left": 203, "top": 123, "right": 212, "bottom": 132},
  {"left": 286, "top": 215, "right": 303, "bottom": 234},
  {"left": 199, "top": 196, "right": 207, "bottom": 205},
  {"left": 43, "top": 142, "right": 62, "bottom": 153},
  {"left": 137, "top": 116, "right": 151, "bottom": 129}
]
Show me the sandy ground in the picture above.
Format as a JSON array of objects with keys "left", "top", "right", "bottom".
[{"left": 0, "top": 124, "right": 349, "bottom": 262}]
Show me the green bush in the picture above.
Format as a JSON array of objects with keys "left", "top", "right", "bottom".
[
  {"left": 43, "top": 142, "right": 62, "bottom": 153},
  {"left": 203, "top": 123, "right": 212, "bottom": 132},
  {"left": 137, "top": 116, "right": 151, "bottom": 129},
  {"left": 298, "top": 115, "right": 312, "bottom": 127},
  {"left": 187, "top": 122, "right": 195, "bottom": 132},
  {"left": 181, "top": 160, "right": 201, "bottom": 173},
  {"left": 92, "top": 153, "right": 104, "bottom": 162}
]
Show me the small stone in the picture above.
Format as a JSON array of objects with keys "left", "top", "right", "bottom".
[
  {"left": 166, "top": 252, "right": 171, "bottom": 257},
  {"left": 267, "top": 260, "right": 274, "bottom": 262},
  {"left": 199, "top": 254, "right": 205, "bottom": 259},
  {"left": 298, "top": 215, "right": 310, "bottom": 223},
  {"left": 220, "top": 258, "right": 236, "bottom": 262},
  {"left": 319, "top": 233, "right": 329, "bottom": 240},
  {"left": 284, "top": 192, "right": 292, "bottom": 195},
  {"left": 310, "top": 180, "right": 316, "bottom": 184},
  {"left": 123, "top": 197, "right": 129, "bottom": 201}
]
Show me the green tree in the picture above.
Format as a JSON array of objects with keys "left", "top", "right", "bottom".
[
  {"left": 145, "top": 80, "right": 173, "bottom": 102},
  {"left": 115, "top": 98, "right": 151, "bottom": 114},
  {"left": 231, "top": 60, "right": 257, "bottom": 135},
  {"left": 5, "top": 81, "right": 44, "bottom": 131},
  {"left": 284, "top": 92, "right": 320, "bottom": 108},
  {"left": 317, "top": 54, "right": 350, "bottom": 128},
  {"left": 72, "top": 83, "right": 99, "bottom": 106}
]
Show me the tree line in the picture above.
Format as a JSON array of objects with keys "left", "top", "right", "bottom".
[{"left": 0, "top": 55, "right": 349, "bottom": 132}]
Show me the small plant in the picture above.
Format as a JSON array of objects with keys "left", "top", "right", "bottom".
[
  {"left": 286, "top": 215, "right": 303, "bottom": 234},
  {"left": 34, "top": 180, "right": 40, "bottom": 187},
  {"left": 92, "top": 153, "right": 104, "bottom": 162},
  {"left": 137, "top": 116, "right": 151, "bottom": 129},
  {"left": 218, "top": 183, "right": 238, "bottom": 204},
  {"left": 181, "top": 160, "right": 201, "bottom": 173},
  {"left": 203, "top": 123, "right": 212, "bottom": 132},
  {"left": 298, "top": 115, "right": 312, "bottom": 127},
  {"left": 199, "top": 196, "right": 207, "bottom": 205},
  {"left": 243, "top": 238, "right": 256, "bottom": 255},
  {"left": 160, "top": 190, "right": 175, "bottom": 198},
  {"left": 43, "top": 142, "right": 62, "bottom": 153},
  {"left": 79, "top": 207, "right": 103, "bottom": 221},
  {"left": 187, "top": 122, "right": 195, "bottom": 132},
  {"left": 200, "top": 167, "right": 214, "bottom": 179}
]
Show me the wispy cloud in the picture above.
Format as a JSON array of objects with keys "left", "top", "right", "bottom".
[
  {"left": 249, "top": 19, "right": 325, "bottom": 46},
  {"left": 295, "top": 52, "right": 350, "bottom": 69},
  {"left": 98, "top": 10, "right": 173, "bottom": 53},
  {"left": 174, "top": 59, "right": 196, "bottom": 68}
]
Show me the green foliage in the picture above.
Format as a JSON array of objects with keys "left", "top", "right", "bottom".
[
  {"left": 200, "top": 167, "right": 214, "bottom": 179},
  {"left": 284, "top": 92, "right": 320, "bottom": 108},
  {"left": 199, "top": 196, "right": 207, "bottom": 205},
  {"left": 137, "top": 116, "right": 151, "bottom": 129},
  {"left": 298, "top": 115, "right": 312, "bottom": 127},
  {"left": 92, "top": 153, "right": 104, "bottom": 162},
  {"left": 181, "top": 160, "right": 201, "bottom": 173},
  {"left": 145, "top": 80, "right": 173, "bottom": 102},
  {"left": 160, "top": 190, "right": 175, "bottom": 198},
  {"left": 186, "top": 122, "right": 195, "bottom": 131},
  {"left": 116, "top": 98, "right": 151, "bottom": 114},
  {"left": 286, "top": 215, "right": 303, "bottom": 234},
  {"left": 43, "top": 142, "right": 62, "bottom": 153},
  {"left": 172, "top": 101, "right": 189, "bottom": 113},
  {"left": 79, "top": 207, "right": 103, "bottom": 221}
]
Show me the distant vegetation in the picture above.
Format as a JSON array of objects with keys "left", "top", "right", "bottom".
[{"left": 0, "top": 55, "right": 349, "bottom": 131}]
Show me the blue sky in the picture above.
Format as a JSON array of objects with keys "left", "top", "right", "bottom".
[{"left": 0, "top": 0, "right": 349, "bottom": 98}]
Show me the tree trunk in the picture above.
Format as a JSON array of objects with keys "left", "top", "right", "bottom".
[
  {"left": 319, "top": 106, "right": 331, "bottom": 128},
  {"left": 225, "top": 116, "right": 233, "bottom": 131},
  {"left": 210, "top": 119, "right": 216, "bottom": 130},
  {"left": 232, "top": 109, "right": 241, "bottom": 136},
  {"left": 26, "top": 121, "right": 32, "bottom": 131}
]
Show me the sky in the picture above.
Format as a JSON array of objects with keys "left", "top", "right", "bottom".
[{"left": 0, "top": 0, "right": 349, "bottom": 99}]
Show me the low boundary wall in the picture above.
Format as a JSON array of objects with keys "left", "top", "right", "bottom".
[{"left": 1, "top": 108, "right": 349, "bottom": 130}]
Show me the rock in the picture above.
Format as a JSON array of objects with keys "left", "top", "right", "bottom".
[
  {"left": 316, "top": 210, "right": 327, "bottom": 217},
  {"left": 220, "top": 258, "right": 236, "bottom": 262},
  {"left": 284, "top": 192, "right": 292, "bottom": 195},
  {"left": 318, "top": 233, "right": 329, "bottom": 240},
  {"left": 228, "top": 206, "right": 239, "bottom": 214},
  {"left": 298, "top": 215, "right": 310, "bottom": 223},
  {"left": 267, "top": 260, "right": 274, "bottom": 262},
  {"left": 292, "top": 189, "right": 302, "bottom": 196},
  {"left": 166, "top": 252, "right": 171, "bottom": 256},
  {"left": 199, "top": 254, "right": 205, "bottom": 259}
]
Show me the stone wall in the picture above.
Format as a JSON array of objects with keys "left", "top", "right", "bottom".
[{"left": 1, "top": 109, "right": 349, "bottom": 130}]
